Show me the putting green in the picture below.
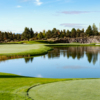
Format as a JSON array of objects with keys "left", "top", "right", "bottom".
[{"left": 29, "top": 79, "right": 100, "bottom": 100}]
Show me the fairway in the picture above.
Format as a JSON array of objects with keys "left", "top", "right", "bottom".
[
  {"left": 29, "top": 79, "right": 100, "bottom": 100},
  {"left": 0, "top": 43, "right": 97, "bottom": 56},
  {"left": 0, "top": 44, "right": 51, "bottom": 56},
  {"left": 0, "top": 44, "right": 40, "bottom": 53}
]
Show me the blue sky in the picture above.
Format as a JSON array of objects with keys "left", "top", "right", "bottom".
[{"left": 0, "top": 0, "right": 100, "bottom": 33}]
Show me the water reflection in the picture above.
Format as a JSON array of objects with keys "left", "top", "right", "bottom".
[
  {"left": 0, "top": 55, "right": 32, "bottom": 63},
  {"left": 24, "top": 57, "right": 34, "bottom": 63},
  {"left": 0, "top": 55, "right": 34, "bottom": 64},
  {"left": 0, "top": 46, "right": 100, "bottom": 65},
  {"left": 1, "top": 46, "right": 100, "bottom": 78},
  {"left": 47, "top": 46, "right": 99, "bottom": 64}
]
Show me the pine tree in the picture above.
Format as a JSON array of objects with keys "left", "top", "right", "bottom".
[
  {"left": 66, "top": 30, "right": 70, "bottom": 37},
  {"left": 92, "top": 23, "right": 98, "bottom": 35},
  {"left": 46, "top": 30, "right": 52, "bottom": 38},
  {"left": 30, "top": 28, "right": 34, "bottom": 38},
  {"left": 86, "top": 25, "right": 93, "bottom": 36},
  {"left": 22, "top": 27, "right": 31, "bottom": 41},
  {"left": 76, "top": 29, "right": 81, "bottom": 37},
  {"left": 71, "top": 28, "right": 76, "bottom": 38}
]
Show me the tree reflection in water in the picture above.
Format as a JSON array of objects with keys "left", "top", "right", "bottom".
[
  {"left": 0, "top": 55, "right": 34, "bottom": 63},
  {"left": 0, "top": 46, "right": 99, "bottom": 65},
  {"left": 24, "top": 57, "right": 34, "bottom": 63},
  {"left": 47, "top": 46, "right": 99, "bottom": 64}
]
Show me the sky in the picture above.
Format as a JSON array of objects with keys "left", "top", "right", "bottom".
[{"left": 0, "top": 0, "right": 100, "bottom": 33}]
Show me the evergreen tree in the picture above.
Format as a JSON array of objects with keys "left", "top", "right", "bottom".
[
  {"left": 92, "top": 23, "right": 98, "bottom": 35},
  {"left": 52, "top": 28, "right": 57, "bottom": 38},
  {"left": 30, "top": 28, "right": 34, "bottom": 38},
  {"left": 60, "top": 30, "right": 64, "bottom": 38},
  {"left": 43, "top": 30, "right": 46, "bottom": 38},
  {"left": 76, "top": 29, "right": 81, "bottom": 37},
  {"left": 66, "top": 30, "right": 70, "bottom": 37},
  {"left": 86, "top": 25, "right": 93, "bottom": 36},
  {"left": 8, "top": 32, "right": 13, "bottom": 40},
  {"left": 46, "top": 30, "right": 52, "bottom": 38},
  {"left": 22, "top": 27, "right": 31, "bottom": 41},
  {"left": 71, "top": 28, "right": 76, "bottom": 38},
  {"left": 57, "top": 30, "right": 60, "bottom": 38},
  {"left": 62, "top": 29, "right": 66, "bottom": 38},
  {"left": 16, "top": 34, "right": 21, "bottom": 40},
  {"left": 0, "top": 31, "right": 3, "bottom": 41},
  {"left": 4, "top": 32, "right": 8, "bottom": 40},
  {"left": 81, "top": 28, "right": 84, "bottom": 33},
  {"left": 38, "top": 32, "right": 43, "bottom": 39}
]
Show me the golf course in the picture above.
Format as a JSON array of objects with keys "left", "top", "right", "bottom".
[
  {"left": 0, "top": 42, "right": 100, "bottom": 100},
  {"left": 1, "top": 72, "right": 100, "bottom": 100},
  {"left": 1, "top": 0, "right": 100, "bottom": 99},
  {"left": 29, "top": 79, "right": 100, "bottom": 100}
]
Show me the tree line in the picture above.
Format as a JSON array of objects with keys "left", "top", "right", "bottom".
[{"left": 0, "top": 23, "right": 99, "bottom": 42}]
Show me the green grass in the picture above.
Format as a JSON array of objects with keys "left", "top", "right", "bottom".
[
  {"left": 46, "top": 43, "right": 96, "bottom": 46},
  {"left": 0, "top": 72, "right": 66, "bottom": 100},
  {"left": 0, "top": 72, "right": 99, "bottom": 100},
  {"left": 0, "top": 44, "right": 52, "bottom": 56},
  {"left": 29, "top": 79, "right": 100, "bottom": 100},
  {"left": 0, "top": 42, "right": 99, "bottom": 60},
  {"left": 1, "top": 41, "right": 42, "bottom": 44},
  {"left": 7, "top": 40, "right": 55, "bottom": 44},
  {"left": 0, "top": 42, "right": 100, "bottom": 99}
]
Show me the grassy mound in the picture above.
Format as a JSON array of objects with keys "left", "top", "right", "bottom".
[{"left": 29, "top": 79, "right": 100, "bottom": 100}]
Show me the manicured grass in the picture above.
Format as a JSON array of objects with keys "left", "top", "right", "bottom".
[
  {"left": 0, "top": 42, "right": 98, "bottom": 56},
  {"left": 46, "top": 42, "right": 97, "bottom": 46},
  {"left": 0, "top": 44, "right": 52, "bottom": 56},
  {"left": 8, "top": 41, "right": 44, "bottom": 44},
  {"left": 0, "top": 42, "right": 99, "bottom": 60},
  {"left": 29, "top": 79, "right": 100, "bottom": 100},
  {"left": 7, "top": 40, "right": 55, "bottom": 44},
  {"left": 0, "top": 72, "right": 98, "bottom": 100},
  {"left": 0, "top": 42, "right": 100, "bottom": 100},
  {"left": 0, "top": 72, "right": 66, "bottom": 100}
]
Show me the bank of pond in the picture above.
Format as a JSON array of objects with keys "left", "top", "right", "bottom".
[
  {"left": 0, "top": 46, "right": 100, "bottom": 78},
  {"left": 1, "top": 45, "right": 100, "bottom": 100}
]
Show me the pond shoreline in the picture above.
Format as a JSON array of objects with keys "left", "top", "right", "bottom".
[{"left": 0, "top": 43, "right": 100, "bottom": 61}]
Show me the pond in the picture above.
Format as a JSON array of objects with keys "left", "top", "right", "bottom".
[{"left": 0, "top": 46, "right": 100, "bottom": 78}]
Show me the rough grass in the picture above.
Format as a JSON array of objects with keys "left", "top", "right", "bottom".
[
  {"left": 29, "top": 79, "right": 100, "bottom": 100},
  {"left": 0, "top": 72, "right": 66, "bottom": 100}
]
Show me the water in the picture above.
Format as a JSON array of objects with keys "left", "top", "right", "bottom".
[{"left": 0, "top": 46, "right": 100, "bottom": 78}]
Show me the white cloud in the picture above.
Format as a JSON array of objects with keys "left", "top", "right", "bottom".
[
  {"left": 16, "top": 5, "right": 22, "bottom": 8},
  {"left": 37, "top": 74, "right": 43, "bottom": 78},
  {"left": 60, "top": 23, "right": 86, "bottom": 28},
  {"left": 34, "top": 0, "right": 43, "bottom": 6},
  {"left": 22, "top": 0, "right": 43, "bottom": 6},
  {"left": 17, "top": 73, "right": 22, "bottom": 75}
]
